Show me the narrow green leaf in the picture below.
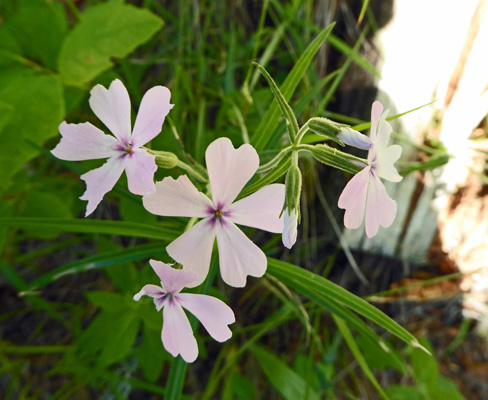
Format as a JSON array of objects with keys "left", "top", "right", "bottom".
[
  {"left": 333, "top": 315, "right": 390, "bottom": 400},
  {"left": 253, "top": 62, "right": 299, "bottom": 143},
  {"left": 26, "top": 243, "right": 166, "bottom": 290},
  {"left": 304, "top": 144, "right": 364, "bottom": 174},
  {"left": 398, "top": 155, "right": 450, "bottom": 175},
  {"left": 251, "top": 23, "right": 335, "bottom": 152},
  {"left": 357, "top": 0, "right": 370, "bottom": 25},
  {"left": 165, "top": 357, "right": 188, "bottom": 400},
  {"left": 0, "top": 217, "right": 178, "bottom": 241},
  {"left": 327, "top": 33, "right": 379, "bottom": 78},
  {"left": 252, "top": 345, "right": 320, "bottom": 400},
  {"left": 58, "top": 0, "right": 163, "bottom": 85},
  {"left": 296, "top": 282, "right": 406, "bottom": 374},
  {"left": 267, "top": 258, "right": 427, "bottom": 351}
]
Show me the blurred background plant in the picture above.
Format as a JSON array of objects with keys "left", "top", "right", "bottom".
[{"left": 1, "top": 0, "right": 487, "bottom": 399}]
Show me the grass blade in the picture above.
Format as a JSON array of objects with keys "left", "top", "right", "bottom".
[
  {"left": 0, "top": 217, "right": 178, "bottom": 241},
  {"left": 267, "top": 257, "right": 428, "bottom": 352},
  {"left": 333, "top": 315, "right": 390, "bottom": 400},
  {"left": 251, "top": 23, "right": 335, "bottom": 152}
]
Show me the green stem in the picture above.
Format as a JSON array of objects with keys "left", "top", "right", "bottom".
[
  {"left": 256, "top": 146, "right": 293, "bottom": 174},
  {"left": 176, "top": 160, "right": 208, "bottom": 182},
  {"left": 294, "top": 120, "right": 310, "bottom": 145}
]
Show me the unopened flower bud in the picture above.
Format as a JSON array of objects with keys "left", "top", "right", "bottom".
[
  {"left": 153, "top": 151, "right": 178, "bottom": 169},
  {"left": 337, "top": 127, "right": 373, "bottom": 150},
  {"left": 282, "top": 207, "right": 298, "bottom": 249},
  {"left": 308, "top": 117, "right": 345, "bottom": 146},
  {"left": 285, "top": 164, "right": 302, "bottom": 212}
]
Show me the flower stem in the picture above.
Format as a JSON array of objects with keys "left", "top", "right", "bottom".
[{"left": 176, "top": 160, "right": 208, "bottom": 182}]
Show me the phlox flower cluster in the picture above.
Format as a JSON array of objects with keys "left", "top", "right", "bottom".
[{"left": 51, "top": 80, "right": 402, "bottom": 363}]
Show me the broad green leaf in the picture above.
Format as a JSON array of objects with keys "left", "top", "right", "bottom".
[
  {"left": 333, "top": 315, "right": 390, "bottom": 400},
  {"left": 83, "top": 310, "right": 140, "bottom": 368},
  {"left": 0, "top": 70, "right": 64, "bottom": 193},
  {"left": 120, "top": 194, "right": 157, "bottom": 224},
  {"left": 99, "top": 237, "right": 139, "bottom": 293},
  {"left": 0, "top": 217, "right": 178, "bottom": 241},
  {"left": 252, "top": 345, "right": 320, "bottom": 400},
  {"left": 85, "top": 291, "right": 129, "bottom": 313},
  {"left": 137, "top": 323, "right": 167, "bottom": 382},
  {"left": 267, "top": 258, "right": 427, "bottom": 351},
  {"left": 385, "top": 385, "right": 423, "bottom": 400},
  {"left": 251, "top": 23, "right": 335, "bottom": 152},
  {"left": 429, "top": 376, "right": 466, "bottom": 400},
  {"left": 20, "top": 190, "right": 73, "bottom": 239},
  {"left": 410, "top": 337, "right": 438, "bottom": 388},
  {"left": 254, "top": 62, "right": 299, "bottom": 143},
  {"left": 58, "top": 0, "right": 163, "bottom": 85},
  {"left": 2, "top": 0, "right": 67, "bottom": 69}
]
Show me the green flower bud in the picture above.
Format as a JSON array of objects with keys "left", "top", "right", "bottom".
[
  {"left": 153, "top": 151, "right": 179, "bottom": 169},
  {"left": 308, "top": 117, "right": 347, "bottom": 146},
  {"left": 285, "top": 164, "right": 302, "bottom": 212}
]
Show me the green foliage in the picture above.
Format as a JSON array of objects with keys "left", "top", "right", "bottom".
[
  {"left": 1, "top": 0, "right": 67, "bottom": 69},
  {"left": 252, "top": 345, "right": 320, "bottom": 400},
  {"left": 0, "top": 1, "right": 469, "bottom": 398},
  {"left": 0, "top": 70, "right": 64, "bottom": 193},
  {"left": 251, "top": 23, "right": 335, "bottom": 152},
  {"left": 58, "top": 0, "right": 163, "bottom": 86}
]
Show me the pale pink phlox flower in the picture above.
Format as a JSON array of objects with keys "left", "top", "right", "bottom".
[
  {"left": 133, "top": 260, "right": 235, "bottom": 363},
  {"left": 143, "top": 137, "right": 285, "bottom": 288},
  {"left": 52, "top": 79, "right": 173, "bottom": 216},
  {"left": 338, "top": 101, "right": 402, "bottom": 238}
]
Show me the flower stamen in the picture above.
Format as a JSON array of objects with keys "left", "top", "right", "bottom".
[{"left": 214, "top": 209, "right": 223, "bottom": 219}]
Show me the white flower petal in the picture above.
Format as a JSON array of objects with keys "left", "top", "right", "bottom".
[
  {"left": 131, "top": 86, "right": 174, "bottom": 147},
  {"left": 338, "top": 166, "right": 370, "bottom": 230},
  {"left": 80, "top": 155, "right": 126, "bottom": 216},
  {"left": 375, "top": 109, "right": 393, "bottom": 154},
  {"left": 166, "top": 218, "right": 216, "bottom": 288},
  {"left": 365, "top": 174, "right": 397, "bottom": 238},
  {"left": 162, "top": 300, "right": 198, "bottom": 363},
  {"left": 133, "top": 284, "right": 165, "bottom": 301},
  {"left": 205, "top": 137, "right": 259, "bottom": 206},
  {"left": 143, "top": 175, "right": 213, "bottom": 218},
  {"left": 215, "top": 220, "right": 267, "bottom": 288},
  {"left": 149, "top": 260, "right": 198, "bottom": 294},
  {"left": 125, "top": 148, "right": 157, "bottom": 195},
  {"left": 370, "top": 100, "right": 383, "bottom": 145},
  {"left": 178, "top": 293, "right": 235, "bottom": 342},
  {"left": 228, "top": 184, "right": 285, "bottom": 233},
  {"left": 89, "top": 79, "right": 132, "bottom": 144},
  {"left": 376, "top": 144, "right": 403, "bottom": 182},
  {"left": 52, "top": 122, "right": 120, "bottom": 161}
]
